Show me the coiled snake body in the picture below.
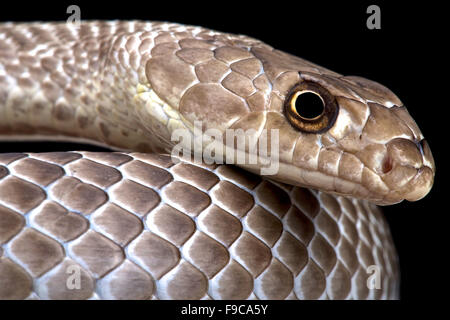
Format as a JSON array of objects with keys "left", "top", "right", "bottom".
[{"left": 0, "top": 21, "right": 434, "bottom": 299}]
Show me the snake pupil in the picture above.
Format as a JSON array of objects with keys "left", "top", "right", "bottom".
[{"left": 294, "top": 91, "right": 324, "bottom": 120}]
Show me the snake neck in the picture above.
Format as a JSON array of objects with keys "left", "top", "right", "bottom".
[{"left": 0, "top": 21, "right": 186, "bottom": 152}]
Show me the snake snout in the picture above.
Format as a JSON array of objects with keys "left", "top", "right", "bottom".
[{"left": 382, "top": 137, "right": 435, "bottom": 202}]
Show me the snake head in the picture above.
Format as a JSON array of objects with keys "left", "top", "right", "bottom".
[
  {"left": 144, "top": 34, "right": 434, "bottom": 205},
  {"left": 246, "top": 47, "right": 435, "bottom": 205}
]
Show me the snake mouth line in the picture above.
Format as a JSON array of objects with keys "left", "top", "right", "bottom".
[{"left": 250, "top": 157, "right": 433, "bottom": 205}]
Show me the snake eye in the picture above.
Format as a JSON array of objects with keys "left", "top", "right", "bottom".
[
  {"left": 291, "top": 91, "right": 324, "bottom": 120},
  {"left": 285, "top": 81, "right": 339, "bottom": 133}
]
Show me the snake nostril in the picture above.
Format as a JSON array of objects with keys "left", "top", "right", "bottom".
[{"left": 382, "top": 155, "right": 393, "bottom": 174}]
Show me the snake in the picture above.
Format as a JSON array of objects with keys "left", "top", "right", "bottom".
[{"left": 0, "top": 21, "right": 434, "bottom": 300}]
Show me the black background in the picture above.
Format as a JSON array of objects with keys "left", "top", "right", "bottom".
[{"left": 0, "top": 0, "right": 446, "bottom": 306}]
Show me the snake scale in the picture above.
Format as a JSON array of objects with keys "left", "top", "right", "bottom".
[{"left": 0, "top": 21, "right": 434, "bottom": 300}]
